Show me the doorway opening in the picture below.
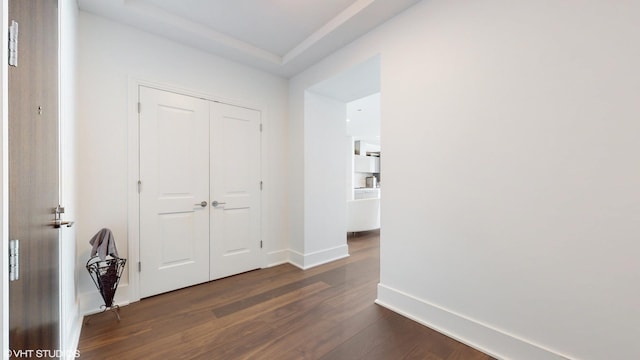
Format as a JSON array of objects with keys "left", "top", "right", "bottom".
[{"left": 303, "top": 55, "right": 381, "bottom": 266}]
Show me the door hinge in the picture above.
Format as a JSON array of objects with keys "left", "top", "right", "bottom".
[
  {"left": 137, "top": 180, "right": 142, "bottom": 193},
  {"left": 137, "top": 102, "right": 141, "bottom": 114},
  {"left": 9, "top": 239, "right": 19, "bottom": 281},
  {"left": 8, "top": 20, "right": 18, "bottom": 67},
  {"left": 138, "top": 261, "right": 141, "bottom": 272},
  {"left": 260, "top": 123, "right": 263, "bottom": 132},
  {"left": 260, "top": 181, "right": 263, "bottom": 191},
  {"left": 260, "top": 240, "right": 263, "bottom": 249}
]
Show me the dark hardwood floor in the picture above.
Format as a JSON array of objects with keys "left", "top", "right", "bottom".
[{"left": 78, "top": 231, "right": 493, "bottom": 359}]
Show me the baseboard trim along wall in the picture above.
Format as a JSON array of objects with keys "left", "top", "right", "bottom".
[
  {"left": 288, "top": 249, "right": 305, "bottom": 269},
  {"left": 266, "top": 249, "right": 290, "bottom": 268},
  {"left": 289, "top": 245, "right": 349, "bottom": 270},
  {"left": 375, "top": 284, "right": 572, "bottom": 360}
]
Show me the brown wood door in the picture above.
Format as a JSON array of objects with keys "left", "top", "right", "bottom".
[{"left": 8, "top": 0, "right": 60, "bottom": 354}]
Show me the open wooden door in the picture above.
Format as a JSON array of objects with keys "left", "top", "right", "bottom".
[{"left": 8, "top": 0, "right": 61, "bottom": 355}]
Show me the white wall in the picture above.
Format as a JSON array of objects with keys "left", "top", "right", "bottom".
[
  {"left": 288, "top": 90, "right": 305, "bottom": 262},
  {"left": 59, "top": 0, "right": 81, "bottom": 356},
  {"left": 76, "top": 12, "right": 289, "bottom": 313},
  {"left": 295, "top": 91, "right": 348, "bottom": 268},
  {"left": 290, "top": 1, "right": 640, "bottom": 359}
]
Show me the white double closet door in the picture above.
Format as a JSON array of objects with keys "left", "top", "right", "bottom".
[{"left": 139, "top": 86, "right": 262, "bottom": 298}]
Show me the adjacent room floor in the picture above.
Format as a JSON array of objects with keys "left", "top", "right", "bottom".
[{"left": 78, "top": 231, "right": 493, "bottom": 359}]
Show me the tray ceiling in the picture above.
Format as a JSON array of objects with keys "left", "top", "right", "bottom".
[{"left": 77, "top": 0, "right": 421, "bottom": 77}]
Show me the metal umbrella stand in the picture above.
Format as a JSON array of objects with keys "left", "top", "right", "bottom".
[{"left": 86, "top": 256, "right": 126, "bottom": 320}]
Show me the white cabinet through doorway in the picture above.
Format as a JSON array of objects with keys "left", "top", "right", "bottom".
[{"left": 138, "top": 86, "right": 262, "bottom": 298}]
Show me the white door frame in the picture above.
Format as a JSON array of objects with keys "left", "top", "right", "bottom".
[{"left": 127, "top": 78, "right": 265, "bottom": 303}]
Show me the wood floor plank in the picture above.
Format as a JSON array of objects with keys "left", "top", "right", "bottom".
[
  {"left": 78, "top": 231, "right": 494, "bottom": 360},
  {"left": 403, "top": 344, "right": 444, "bottom": 360},
  {"left": 81, "top": 281, "right": 331, "bottom": 359},
  {"left": 319, "top": 308, "right": 437, "bottom": 360},
  {"left": 240, "top": 282, "right": 383, "bottom": 359}
]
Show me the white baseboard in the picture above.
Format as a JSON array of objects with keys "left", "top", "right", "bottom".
[
  {"left": 375, "top": 284, "right": 572, "bottom": 360},
  {"left": 285, "top": 245, "right": 349, "bottom": 270},
  {"left": 300, "top": 245, "right": 350, "bottom": 270},
  {"left": 78, "top": 283, "right": 131, "bottom": 316},
  {"left": 288, "top": 249, "right": 305, "bottom": 269},
  {"left": 302, "top": 244, "right": 349, "bottom": 269},
  {"left": 266, "top": 249, "right": 290, "bottom": 267}
]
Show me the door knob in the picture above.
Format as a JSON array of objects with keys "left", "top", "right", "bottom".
[
  {"left": 211, "top": 201, "right": 226, "bottom": 207},
  {"left": 195, "top": 201, "right": 207, "bottom": 208}
]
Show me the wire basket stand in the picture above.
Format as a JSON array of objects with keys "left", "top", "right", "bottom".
[{"left": 86, "top": 256, "right": 126, "bottom": 321}]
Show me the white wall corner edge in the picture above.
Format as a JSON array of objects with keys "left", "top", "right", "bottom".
[
  {"left": 62, "top": 309, "right": 83, "bottom": 360},
  {"left": 287, "top": 249, "right": 305, "bottom": 270},
  {"left": 375, "top": 283, "right": 573, "bottom": 360}
]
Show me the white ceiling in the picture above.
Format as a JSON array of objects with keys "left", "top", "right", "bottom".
[
  {"left": 310, "top": 55, "right": 380, "bottom": 102},
  {"left": 77, "top": 0, "right": 421, "bottom": 77},
  {"left": 309, "top": 56, "right": 380, "bottom": 145}
]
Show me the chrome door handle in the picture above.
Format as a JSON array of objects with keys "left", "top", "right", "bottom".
[
  {"left": 195, "top": 201, "right": 207, "bottom": 208},
  {"left": 50, "top": 220, "right": 74, "bottom": 228},
  {"left": 51, "top": 205, "right": 73, "bottom": 228},
  {"left": 211, "top": 201, "right": 226, "bottom": 207}
]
